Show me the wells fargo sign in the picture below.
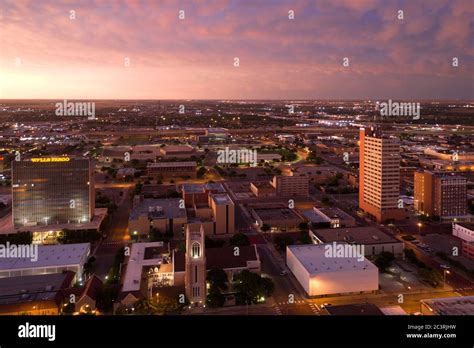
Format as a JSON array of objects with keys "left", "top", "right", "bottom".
[{"left": 31, "top": 157, "right": 70, "bottom": 163}]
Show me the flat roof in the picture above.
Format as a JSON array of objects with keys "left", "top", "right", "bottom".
[
  {"left": 287, "top": 243, "right": 377, "bottom": 275},
  {"left": 161, "top": 145, "right": 194, "bottom": 152},
  {"left": 173, "top": 245, "right": 259, "bottom": 272},
  {"left": 421, "top": 296, "right": 474, "bottom": 315},
  {"left": 129, "top": 198, "right": 187, "bottom": 221},
  {"left": 455, "top": 222, "right": 474, "bottom": 231},
  {"left": 0, "top": 272, "right": 74, "bottom": 304},
  {"left": 303, "top": 209, "right": 330, "bottom": 224},
  {"left": 211, "top": 193, "right": 233, "bottom": 205},
  {"left": 312, "top": 227, "right": 400, "bottom": 245},
  {"left": 316, "top": 207, "right": 354, "bottom": 220},
  {"left": 121, "top": 241, "right": 170, "bottom": 293},
  {"left": 253, "top": 207, "right": 303, "bottom": 222},
  {"left": 147, "top": 161, "right": 196, "bottom": 168},
  {"left": 0, "top": 243, "right": 90, "bottom": 271}
]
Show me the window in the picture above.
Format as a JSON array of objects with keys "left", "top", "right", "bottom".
[{"left": 191, "top": 242, "right": 201, "bottom": 258}]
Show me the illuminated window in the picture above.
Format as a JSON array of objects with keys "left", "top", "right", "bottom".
[{"left": 191, "top": 242, "right": 201, "bottom": 258}]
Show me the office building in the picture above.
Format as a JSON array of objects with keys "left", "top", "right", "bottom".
[
  {"left": 209, "top": 193, "right": 235, "bottom": 235},
  {"left": 359, "top": 127, "right": 405, "bottom": 222},
  {"left": 12, "top": 157, "right": 94, "bottom": 228},
  {"left": 271, "top": 173, "right": 309, "bottom": 197},
  {"left": 147, "top": 161, "right": 197, "bottom": 180},
  {"left": 414, "top": 170, "right": 467, "bottom": 219}
]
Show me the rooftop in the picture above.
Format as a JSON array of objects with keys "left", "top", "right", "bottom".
[
  {"left": 0, "top": 243, "right": 90, "bottom": 271},
  {"left": 173, "top": 245, "right": 259, "bottom": 272},
  {"left": 129, "top": 198, "right": 187, "bottom": 221},
  {"left": 0, "top": 271, "right": 75, "bottom": 305},
  {"left": 312, "top": 226, "right": 400, "bottom": 245},
  {"left": 455, "top": 222, "right": 474, "bottom": 231},
  {"left": 421, "top": 296, "right": 474, "bottom": 315},
  {"left": 161, "top": 145, "right": 194, "bottom": 153},
  {"left": 147, "top": 161, "right": 196, "bottom": 168},
  {"left": 287, "top": 243, "right": 377, "bottom": 275},
  {"left": 121, "top": 241, "right": 170, "bottom": 293},
  {"left": 210, "top": 193, "right": 233, "bottom": 205},
  {"left": 253, "top": 207, "right": 303, "bottom": 222}
]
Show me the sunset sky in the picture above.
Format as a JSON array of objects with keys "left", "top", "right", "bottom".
[{"left": 0, "top": 0, "right": 473, "bottom": 100}]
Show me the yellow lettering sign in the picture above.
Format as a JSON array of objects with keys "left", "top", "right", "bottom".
[{"left": 31, "top": 157, "right": 70, "bottom": 163}]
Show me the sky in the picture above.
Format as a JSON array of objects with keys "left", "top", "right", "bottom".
[{"left": 0, "top": 0, "right": 473, "bottom": 100}]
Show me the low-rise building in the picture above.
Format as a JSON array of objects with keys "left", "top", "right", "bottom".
[
  {"left": 250, "top": 182, "right": 276, "bottom": 198},
  {"left": 159, "top": 145, "right": 195, "bottom": 159},
  {"left": 309, "top": 226, "right": 404, "bottom": 257},
  {"left": 303, "top": 207, "right": 356, "bottom": 228},
  {"left": 0, "top": 271, "right": 75, "bottom": 315},
  {"left": 421, "top": 296, "right": 474, "bottom": 315},
  {"left": 271, "top": 174, "right": 309, "bottom": 197},
  {"left": 129, "top": 198, "right": 187, "bottom": 239},
  {"left": 251, "top": 204, "right": 305, "bottom": 232},
  {"left": 0, "top": 243, "right": 90, "bottom": 281},
  {"left": 147, "top": 161, "right": 197, "bottom": 180},
  {"left": 452, "top": 223, "right": 474, "bottom": 260},
  {"left": 286, "top": 243, "right": 379, "bottom": 297}
]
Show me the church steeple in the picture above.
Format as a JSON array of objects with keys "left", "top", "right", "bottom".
[{"left": 185, "top": 224, "right": 207, "bottom": 306}]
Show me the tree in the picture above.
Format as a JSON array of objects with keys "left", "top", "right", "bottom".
[
  {"left": 206, "top": 284, "right": 225, "bottom": 308},
  {"left": 298, "top": 222, "right": 308, "bottom": 231},
  {"left": 233, "top": 270, "right": 275, "bottom": 305},
  {"left": 374, "top": 252, "right": 395, "bottom": 273},
  {"left": 62, "top": 302, "right": 76, "bottom": 315},
  {"left": 229, "top": 233, "right": 250, "bottom": 247},
  {"left": 134, "top": 294, "right": 185, "bottom": 315},
  {"left": 207, "top": 269, "right": 228, "bottom": 291},
  {"left": 96, "top": 285, "right": 119, "bottom": 314},
  {"left": 273, "top": 235, "right": 293, "bottom": 251},
  {"left": 297, "top": 230, "right": 312, "bottom": 244}
]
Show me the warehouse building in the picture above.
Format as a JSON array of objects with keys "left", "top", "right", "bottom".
[{"left": 286, "top": 243, "right": 379, "bottom": 297}]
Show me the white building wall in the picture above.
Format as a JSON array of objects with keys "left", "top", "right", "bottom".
[
  {"left": 453, "top": 223, "right": 474, "bottom": 242},
  {"left": 308, "top": 267, "right": 378, "bottom": 296},
  {"left": 286, "top": 248, "right": 310, "bottom": 295}
]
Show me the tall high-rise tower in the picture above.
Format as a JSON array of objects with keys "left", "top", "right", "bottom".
[
  {"left": 359, "top": 127, "right": 405, "bottom": 222},
  {"left": 12, "top": 157, "right": 94, "bottom": 227},
  {"left": 185, "top": 224, "right": 207, "bottom": 306}
]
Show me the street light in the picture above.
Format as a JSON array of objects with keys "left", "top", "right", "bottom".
[
  {"left": 417, "top": 222, "right": 422, "bottom": 236},
  {"left": 443, "top": 269, "right": 451, "bottom": 289}
]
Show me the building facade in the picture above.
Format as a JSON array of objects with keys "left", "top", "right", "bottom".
[
  {"left": 147, "top": 161, "right": 197, "bottom": 180},
  {"left": 359, "top": 128, "right": 405, "bottom": 222},
  {"left": 12, "top": 157, "right": 94, "bottom": 228},
  {"left": 185, "top": 225, "right": 207, "bottom": 305},
  {"left": 414, "top": 170, "right": 467, "bottom": 219},
  {"left": 271, "top": 174, "right": 309, "bottom": 197}
]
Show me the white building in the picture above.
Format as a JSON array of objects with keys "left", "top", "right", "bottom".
[
  {"left": 286, "top": 243, "right": 379, "bottom": 297},
  {"left": 0, "top": 243, "right": 90, "bottom": 281},
  {"left": 452, "top": 223, "right": 474, "bottom": 242}
]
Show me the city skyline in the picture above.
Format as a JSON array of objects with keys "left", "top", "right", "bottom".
[{"left": 1, "top": 0, "right": 473, "bottom": 100}]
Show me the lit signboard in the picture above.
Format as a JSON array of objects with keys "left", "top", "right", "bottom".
[{"left": 31, "top": 157, "right": 70, "bottom": 163}]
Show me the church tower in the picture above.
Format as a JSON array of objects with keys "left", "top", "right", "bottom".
[{"left": 185, "top": 224, "right": 206, "bottom": 306}]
